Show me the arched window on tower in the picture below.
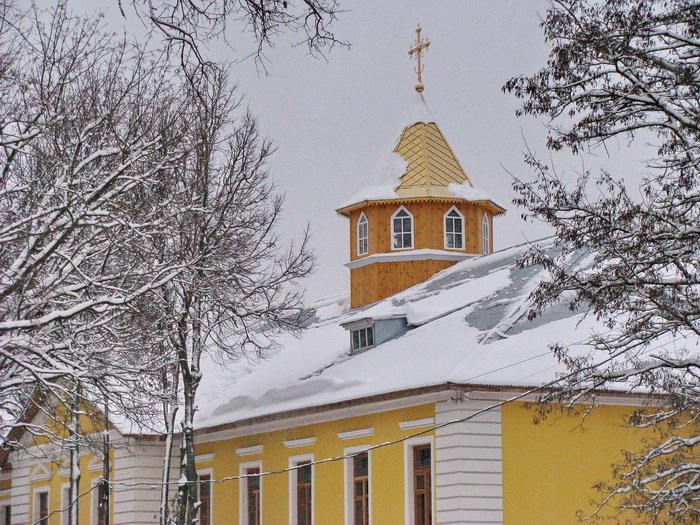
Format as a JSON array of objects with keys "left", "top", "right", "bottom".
[
  {"left": 391, "top": 206, "right": 413, "bottom": 250},
  {"left": 444, "top": 207, "right": 464, "bottom": 249},
  {"left": 482, "top": 213, "right": 490, "bottom": 254},
  {"left": 357, "top": 213, "right": 368, "bottom": 256}
]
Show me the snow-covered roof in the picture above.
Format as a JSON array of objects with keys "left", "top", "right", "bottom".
[{"left": 193, "top": 238, "right": 606, "bottom": 430}]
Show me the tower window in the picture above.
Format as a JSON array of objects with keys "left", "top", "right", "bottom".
[
  {"left": 391, "top": 207, "right": 413, "bottom": 250},
  {"left": 482, "top": 213, "right": 490, "bottom": 254},
  {"left": 357, "top": 213, "right": 368, "bottom": 256},
  {"left": 444, "top": 207, "right": 464, "bottom": 249}
]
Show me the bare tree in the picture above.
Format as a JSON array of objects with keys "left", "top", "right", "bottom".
[
  {"left": 504, "top": 0, "right": 699, "bottom": 521},
  {"left": 0, "top": 0, "right": 194, "bottom": 477},
  {"left": 123, "top": 0, "right": 346, "bottom": 72},
  {"left": 139, "top": 69, "right": 313, "bottom": 525}
]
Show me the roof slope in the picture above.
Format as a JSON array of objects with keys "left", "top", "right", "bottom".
[{"left": 194, "top": 239, "right": 624, "bottom": 430}]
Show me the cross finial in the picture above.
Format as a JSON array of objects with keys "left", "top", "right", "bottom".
[{"left": 408, "top": 24, "right": 430, "bottom": 93}]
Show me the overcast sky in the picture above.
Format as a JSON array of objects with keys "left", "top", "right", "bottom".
[{"left": 61, "top": 0, "right": 648, "bottom": 301}]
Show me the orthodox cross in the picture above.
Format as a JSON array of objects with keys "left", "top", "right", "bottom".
[{"left": 408, "top": 24, "right": 430, "bottom": 93}]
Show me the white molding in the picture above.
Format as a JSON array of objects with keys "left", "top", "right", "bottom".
[
  {"left": 345, "top": 249, "right": 473, "bottom": 269},
  {"left": 403, "top": 436, "right": 435, "bottom": 525},
  {"left": 284, "top": 437, "right": 317, "bottom": 449},
  {"left": 399, "top": 417, "right": 435, "bottom": 430},
  {"left": 195, "top": 453, "right": 215, "bottom": 464},
  {"left": 32, "top": 486, "right": 50, "bottom": 525},
  {"left": 60, "top": 482, "right": 70, "bottom": 525},
  {"left": 357, "top": 212, "right": 369, "bottom": 257},
  {"left": 29, "top": 463, "right": 51, "bottom": 481},
  {"left": 239, "top": 460, "right": 263, "bottom": 525},
  {"left": 337, "top": 428, "right": 374, "bottom": 441},
  {"left": 289, "top": 454, "right": 315, "bottom": 525},
  {"left": 390, "top": 205, "right": 414, "bottom": 251},
  {"left": 463, "top": 389, "right": 656, "bottom": 407},
  {"left": 195, "top": 391, "right": 452, "bottom": 444},
  {"left": 443, "top": 206, "right": 465, "bottom": 250},
  {"left": 87, "top": 454, "right": 104, "bottom": 472},
  {"left": 236, "top": 445, "right": 263, "bottom": 456}
]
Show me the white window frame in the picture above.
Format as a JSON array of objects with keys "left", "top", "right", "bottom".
[
  {"left": 351, "top": 325, "right": 374, "bottom": 353},
  {"left": 343, "top": 446, "right": 372, "bottom": 525},
  {"left": 196, "top": 467, "right": 214, "bottom": 525},
  {"left": 33, "top": 486, "right": 50, "bottom": 525},
  {"left": 403, "top": 436, "right": 434, "bottom": 525},
  {"left": 357, "top": 212, "right": 369, "bottom": 256},
  {"left": 288, "top": 454, "right": 314, "bottom": 525},
  {"left": 239, "top": 461, "right": 263, "bottom": 525},
  {"left": 391, "top": 206, "right": 414, "bottom": 250},
  {"left": 443, "top": 206, "right": 464, "bottom": 250},
  {"left": 482, "top": 213, "right": 490, "bottom": 254},
  {"left": 61, "top": 482, "right": 70, "bottom": 525}
]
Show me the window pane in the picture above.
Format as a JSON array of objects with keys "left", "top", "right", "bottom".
[
  {"left": 298, "top": 463, "right": 312, "bottom": 483},
  {"left": 402, "top": 217, "right": 411, "bottom": 232},
  {"left": 446, "top": 233, "right": 454, "bottom": 248},
  {"left": 354, "top": 452, "right": 368, "bottom": 477},
  {"left": 366, "top": 327, "right": 374, "bottom": 347},
  {"left": 454, "top": 233, "right": 463, "bottom": 249},
  {"left": 352, "top": 331, "right": 360, "bottom": 350},
  {"left": 393, "top": 218, "right": 402, "bottom": 233},
  {"left": 454, "top": 218, "right": 462, "bottom": 233},
  {"left": 359, "top": 329, "right": 366, "bottom": 348},
  {"left": 403, "top": 233, "right": 412, "bottom": 247},
  {"left": 396, "top": 209, "right": 408, "bottom": 218}
]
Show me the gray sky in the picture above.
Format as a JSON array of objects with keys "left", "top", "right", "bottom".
[{"left": 62, "top": 0, "right": 649, "bottom": 301}]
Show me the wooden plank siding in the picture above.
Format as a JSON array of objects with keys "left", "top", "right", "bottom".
[{"left": 346, "top": 200, "right": 493, "bottom": 307}]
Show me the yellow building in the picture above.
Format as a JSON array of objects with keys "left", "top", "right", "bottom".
[{"left": 0, "top": 28, "right": 676, "bottom": 525}]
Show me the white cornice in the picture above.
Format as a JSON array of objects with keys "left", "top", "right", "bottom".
[
  {"left": 345, "top": 249, "right": 474, "bottom": 269},
  {"left": 235, "top": 445, "right": 263, "bottom": 456},
  {"left": 399, "top": 417, "right": 435, "bottom": 430}
]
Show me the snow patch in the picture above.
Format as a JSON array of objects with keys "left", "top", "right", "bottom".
[{"left": 447, "top": 182, "right": 493, "bottom": 202}]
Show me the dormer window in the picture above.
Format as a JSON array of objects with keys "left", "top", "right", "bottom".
[
  {"left": 482, "top": 213, "right": 490, "bottom": 254},
  {"left": 391, "top": 206, "right": 413, "bottom": 250},
  {"left": 352, "top": 325, "right": 374, "bottom": 352},
  {"left": 357, "top": 213, "right": 368, "bottom": 256},
  {"left": 444, "top": 207, "right": 464, "bottom": 249}
]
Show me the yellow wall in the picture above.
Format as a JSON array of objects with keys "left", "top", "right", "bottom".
[
  {"left": 502, "top": 402, "right": 661, "bottom": 525},
  {"left": 196, "top": 403, "right": 435, "bottom": 525}
]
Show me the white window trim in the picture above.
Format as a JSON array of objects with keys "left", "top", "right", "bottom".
[
  {"left": 91, "top": 478, "right": 101, "bottom": 525},
  {"left": 33, "top": 486, "right": 50, "bottom": 525},
  {"left": 357, "top": 212, "right": 369, "bottom": 257},
  {"left": 482, "top": 213, "right": 490, "bottom": 254},
  {"left": 403, "top": 436, "right": 434, "bottom": 525},
  {"left": 343, "top": 445, "right": 372, "bottom": 525},
  {"left": 61, "top": 482, "right": 70, "bottom": 525},
  {"left": 288, "top": 453, "right": 314, "bottom": 525},
  {"left": 443, "top": 206, "right": 465, "bottom": 250},
  {"left": 239, "top": 461, "right": 263, "bottom": 525},
  {"left": 196, "top": 467, "right": 214, "bottom": 525},
  {"left": 390, "top": 206, "right": 414, "bottom": 251}
]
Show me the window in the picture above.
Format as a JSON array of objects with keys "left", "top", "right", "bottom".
[
  {"left": 413, "top": 446, "right": 432, "bottom": 525},
  {"left": 482, "top": 213, "right": 490, "bottom": 254},
  {"left": 240, "top": 463, "right": 262, "bottom": 525},
  {"left": 297, "top": 463, "right": 312, "bottom": 525},
  {"left": 35, "top": 489, "right": 49, "bottom": 525},
  {"left": 391, "top": 207, "right": 413, "bottom": 250},
  {"left": 289, "top": 456, "right": 313, "bottom": 525},
  {"left": 444, "top": 207, "right": 464, "bottom": 249},
  {"left": 199, "top": 473, "right": 211, "bottom": 525},
  {"left": 404, "top": 438, "right": 433, "bottom": 525},
  {"left": 353, "top": 453, "right": 369, "bottom": 525},
  {"left": 2, "top": 505, "right": 11, "bottom": 525},
  {"left": 351, "top": 326, "right": 374, "bottom": 352},
  {"left": 357, "top": 213, "right": 369, "bottom": 256},
  {"left": 91, "top": 478, "right": 107, "bottom": 525}
]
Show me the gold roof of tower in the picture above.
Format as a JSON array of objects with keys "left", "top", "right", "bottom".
[{"left": 394, "top": 119, "right": 472, "bottom": 199}]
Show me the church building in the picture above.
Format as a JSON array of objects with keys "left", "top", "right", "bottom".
[{"left": 1, "top": 27, "right": 667, "bottom": 525}]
